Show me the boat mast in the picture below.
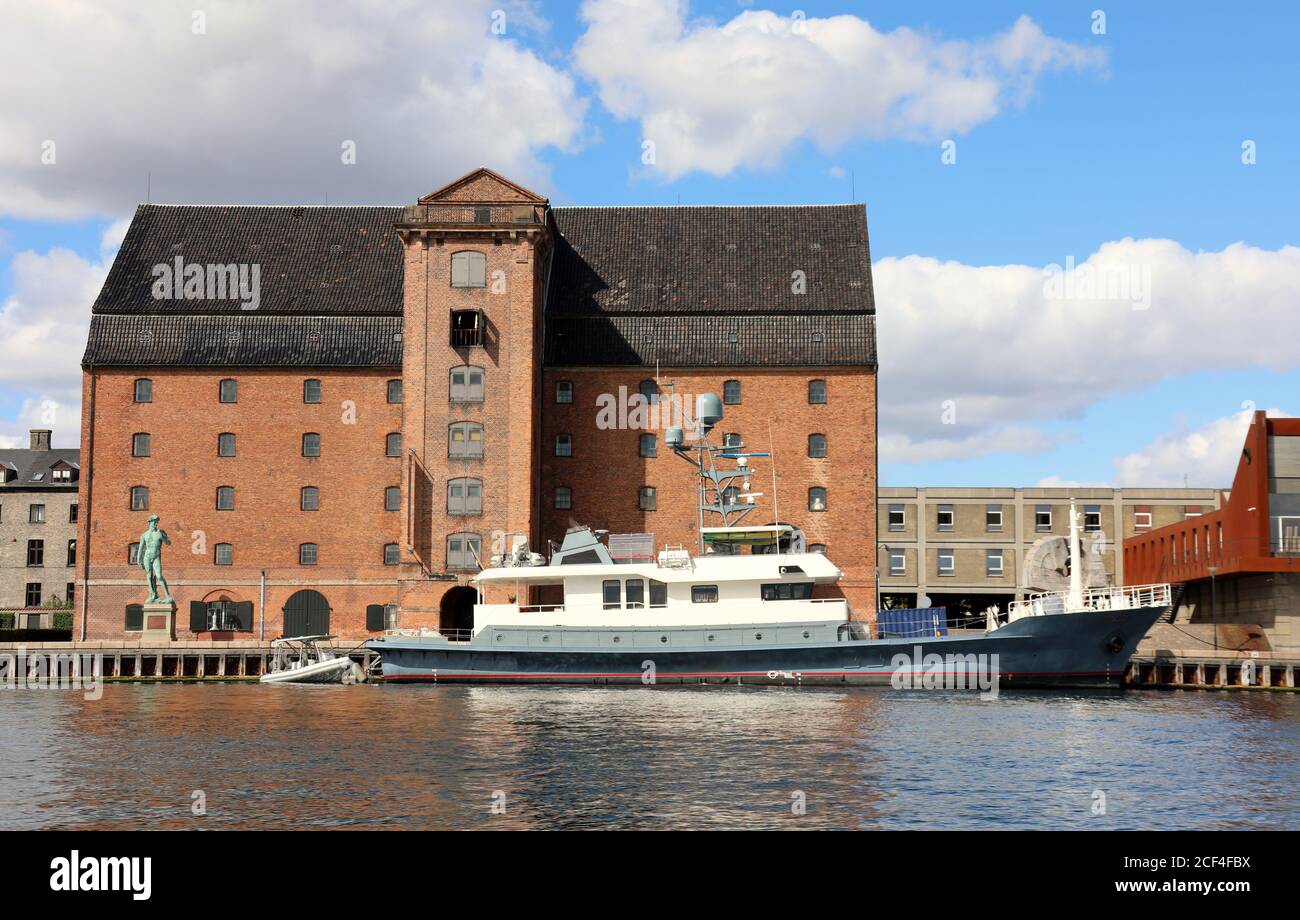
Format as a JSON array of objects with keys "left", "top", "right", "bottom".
[{"left": 1067, "top": 498, "right": 1084, "bottom": 610}]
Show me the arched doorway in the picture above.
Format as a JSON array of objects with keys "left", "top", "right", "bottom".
[
  {"left": 440, "top": 586, "right": 476, "bottom": 634},
  {"left": 283, "top": 589, "right": 330, "bottom": 636}
]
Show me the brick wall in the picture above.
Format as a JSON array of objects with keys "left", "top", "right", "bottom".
[
  {"left": 539, "top": 366, "right": 878, "bottom": 622},
  {"left": 396, "top": 220, "right": 549, "bottom": 628},
  {"left": 79, "top": 367, "right": 402, "bottom": 641}
]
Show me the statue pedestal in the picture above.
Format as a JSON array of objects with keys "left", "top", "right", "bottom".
[{"left": 141, "top": 601, "right": 176, "bottom": 642}]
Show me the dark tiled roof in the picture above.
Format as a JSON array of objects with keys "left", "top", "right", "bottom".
[
  {"left": 95, "top": 205, "right": 404, "bottom": 316},
  {"left": 85, "top": 200, "right": 876, "bottom": 368},
  {"left": 0, "top": 448, "right": 80, "bottom": 489},
  {"left": 82, "top": 315, "right": 402, "bottom": 367},
  {"left": 546, "top": 205, "right": 874, "bottom": 317},
  {"left": 545, "top": 313, "right": 876, "bottom": 367}
]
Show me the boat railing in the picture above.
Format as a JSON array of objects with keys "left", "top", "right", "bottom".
[{"left": 1007, "top": 582, "right": 1172, "bottom": 618}]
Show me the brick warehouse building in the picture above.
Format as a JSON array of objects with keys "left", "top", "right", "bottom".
[
  {"left": 76, "top": 168, "right": 878, "bottom": 642},
  {"left": 1123, "top": 412, "right": 1300, "bottom": 653}
]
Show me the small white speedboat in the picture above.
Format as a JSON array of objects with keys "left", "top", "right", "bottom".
[{"left": 260, "top": 635, "right": 366, "bottom": 685}]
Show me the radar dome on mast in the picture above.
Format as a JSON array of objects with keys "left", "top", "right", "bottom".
[{"left": 695, "top": 393, "right": 723, "bottom": 432}]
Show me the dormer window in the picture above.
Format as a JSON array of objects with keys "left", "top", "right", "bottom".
[
  {"left": 450, "top": 309, "right": 484, "bottom": 347},
  {"left": 450, "top": 251, "right": 487, "bottom": 288}
]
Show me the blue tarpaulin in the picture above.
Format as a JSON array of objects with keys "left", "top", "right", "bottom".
[{"left": 876, "top": 607, "right": 948, "bottom": 639}]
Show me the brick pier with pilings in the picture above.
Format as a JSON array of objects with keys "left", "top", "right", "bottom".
[{"left": 0, "top": 641, "right": 379, "bottom": 681}]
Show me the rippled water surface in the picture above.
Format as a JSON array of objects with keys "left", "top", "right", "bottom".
[{"left": 1, "top": 684, "right": 1297, "bottom": 829}]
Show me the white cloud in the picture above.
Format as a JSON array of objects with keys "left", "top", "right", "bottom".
[
  {"left": 574, "top": 1, "right": 1103, "bottom": 178},
  {"left": 1112, "top": 408, "right": 1291, "bottom": 488},
  {"left": 0, "top": 227, "right": 127, "bottom": 447},
  {"left": 874, "top": 239, "right": 1300, "bottom": 465},
  {"left": 0, "top": 0, "right": 586, "bottom": 218},
  {"left": 881, "top": 425, "right": 1056, "bottom": 465}
]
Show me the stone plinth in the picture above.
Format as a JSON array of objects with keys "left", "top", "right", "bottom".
[{"left": 140, "top": 601, "right": 175, "bottom": 642}]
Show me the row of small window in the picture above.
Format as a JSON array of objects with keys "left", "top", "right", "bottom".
[
  {"left": 128, "top": 485, "right": 402, "bottom": 512},
  {"left": 22, "top": 539, "right": 75, "bottom": 567},
  {"left": 553, "top": 432, "right": 829, "bottom": 459},
  {"left": 886, "top": 548, "right": 1006, "bottom": 577},
  {"left": 134, "top": 378, "right": 403, "bottom": 405},
  {"left": 553, "top": 379, "right": 831, "bottom": 406},
  {"left": 886, "top": 504, "right": 1103, "bottom": 533},
  {"left": 23, "top": 583, "right": 75, "bottom": 608},
  {"left": 553, "top": 486, "right": 830, "bottom": 512},
  {"left": 125, "top": 541, "right": 404, "bottom": 567},
  {"left": 130, "top": 431, "right": 403, "bottom": 459},
  {"left": 2, "top": 503, "right": 77, "bottom": 524}
]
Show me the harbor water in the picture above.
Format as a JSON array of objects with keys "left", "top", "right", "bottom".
[{"left": 1, "top": 684, "right": 1297, "bottom": 830}]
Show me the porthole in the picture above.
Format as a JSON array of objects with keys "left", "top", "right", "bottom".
[
  {"left": 542, "top": 635, "right": 550, "bottom": 643},
  {"left": 660, "top": 636, "right": 668, "bottom": 643},
  {"left": 707, "top": 634, "right": 715, "bottom": 642},
  {"left": 495, "top": 634, "right": 504, "bottom": 642},
  {"left": 613, "top": 636, "right": 621, "bottom": 643},
  {"left": 803, "top": 631, "right": 811, "bottom": 639},
  {"left": 755, "top": 632, "right": 763, "bottom": 641}
]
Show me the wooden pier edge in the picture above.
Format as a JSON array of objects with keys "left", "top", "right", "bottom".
[
  {"left": 0, "top": 642, "right": 380, "bottom": 682},
  {"left": 1126, "top": 655, "right": 1299, "bottom": 691}
]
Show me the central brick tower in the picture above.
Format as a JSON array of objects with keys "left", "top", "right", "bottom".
[{"left": 394, "top": 168, "right": 552, "bottom": 631}]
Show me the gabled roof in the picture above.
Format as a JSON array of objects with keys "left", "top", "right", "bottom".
[
  {"left": 0, "top": 447, "right": 81, "bottom": 489},
  {"left": 94, "top": 205, "right": 404, "bottom": 316},
  {"left": 546, "top": 205, "right": 873, "bottom": 317},
  {"left": 543, "top": 204, "right": 876, "bottom": 367},
  {"left": 418, "top": 167, "right": 547, "bottom": 205},
  {"left": 82, "top": 181, "right": 877, "bottom": 369}
]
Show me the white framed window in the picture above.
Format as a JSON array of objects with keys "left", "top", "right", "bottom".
[
  {"left": 1035, "top": 504, "right": 1052, "bottom": 532},
  {"left": 986, "top": 504, "right": 1003, "bottom": 531},
  {"left": 446, "top": 533, "right": 481, "bottom": 570},
  {"left": 448, "top": 478, "right": 482, "bottom": 516},
  {"left": 986, "top": 549, "right": 1004, "bottom": 577},
  {"left": 449, "top": 422, "right": 483, "bottom": 459},
  {"left": 936, "top": 504, "right": 954, "bottom": 530},
  {"left": 888, "top": 549, "right": 905, "bottom": 576},
  {"left": 450, "top": 365, "right": 485, "bottom": 403},
  {"left": 937, "top": 549, "right": 955, "bottom": 576},
  {"left": 1084, "top": 504, "right": 1101, "bottom": 532},
  {"left": 450, "top": 251, "right": 487, "bottom": 288},
  {"left": 1134, "top": 510, "right": 1153, "bottom": 530},
  {"left": 888, "top": 504, "right": 905, "bottom": 531}
]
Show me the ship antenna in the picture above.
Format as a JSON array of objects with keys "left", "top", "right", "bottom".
[{"left": 769, "top": 418, "right": 780, "bottom": 561}]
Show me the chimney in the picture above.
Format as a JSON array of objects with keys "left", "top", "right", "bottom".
[{"left": 29, "top": 429, "right": 52, "bottom": 451}]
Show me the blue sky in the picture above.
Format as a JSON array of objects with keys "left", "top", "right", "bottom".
[{"left": 1, "top": 0, "right": 1296, "bottom": 486}]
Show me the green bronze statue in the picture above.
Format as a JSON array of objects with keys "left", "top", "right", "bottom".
[{"left": 139, "top": 514, "right": 173, "bottom": 603}]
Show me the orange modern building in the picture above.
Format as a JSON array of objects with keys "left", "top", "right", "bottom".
[
  {"left": 76, "top": 169, "right": 878, "bottom": 642},
  {"left": 1122, "top": 411, "right": 1300, "bottom": 653}
]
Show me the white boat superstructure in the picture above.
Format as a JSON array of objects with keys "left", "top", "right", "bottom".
[{"left": 472, "top": 537, "right": 850, "bottom": 635}]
